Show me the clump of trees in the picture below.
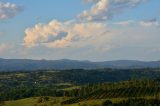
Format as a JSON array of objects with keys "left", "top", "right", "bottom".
[
  {"left": 34, "top": 96, "right": 50, "bottom": 106},
  {"left": 102, "top": 100, "right": 112, "bottom": 106},
  {"left": 37, "top": 96, "right": 50, "bottom": 103},
  {"left": 102, "top": 98, "right": 160, "bottom": 106}
]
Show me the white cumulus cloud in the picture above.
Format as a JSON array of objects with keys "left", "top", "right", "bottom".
[
  {"left": 0, "top": 2, "right": 23, "bottom": 20},
  {"left": 24, "top": 20, "right": 108, "bottom": 48},
  {"left": 23, "top": 0, "right": 154, "bottom": 52},
  {"left": 78, "top": 0, "right": 147, "bottom": 21}
]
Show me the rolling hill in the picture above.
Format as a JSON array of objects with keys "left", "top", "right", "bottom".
[{"left": 0, "top": 58, "right": 160, "bottom": 71}]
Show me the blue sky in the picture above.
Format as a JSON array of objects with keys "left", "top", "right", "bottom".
[{"left": 0, "top": 0, "right": 160, "bottom": 61}]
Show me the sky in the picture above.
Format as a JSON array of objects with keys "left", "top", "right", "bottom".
[{"left": 0, "top": 0, "right": 160, "bottom": 61}]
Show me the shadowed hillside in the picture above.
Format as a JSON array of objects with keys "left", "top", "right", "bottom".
[{"left": 0, "top": 58, "right": 160, "bottom": 71}]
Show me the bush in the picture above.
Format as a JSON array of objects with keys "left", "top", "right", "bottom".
[
  {"left": 102, "top": 100, "right": 112, "bottom": 106},
  {"left": 37, "top": 97, "right": 43, "bottom": 103}
]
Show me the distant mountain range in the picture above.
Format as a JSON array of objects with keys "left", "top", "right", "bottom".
[{"left": 0, "top": 58, "right": 160, "bottom": 71}]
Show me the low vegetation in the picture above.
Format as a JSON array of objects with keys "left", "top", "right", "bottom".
[{"left": 0, "top": 68, "right": 160, "bottom": 106}]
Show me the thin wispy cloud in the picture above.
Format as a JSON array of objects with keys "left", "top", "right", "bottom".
[
  {"left": 140, "top": 19, "right": 160, "bottom": 27},
  {"left": 0, "top": 43, "right": 12, "bottom": 53},
  {"left": 113, "top": 19, "right": 160, "bottom": 27}
]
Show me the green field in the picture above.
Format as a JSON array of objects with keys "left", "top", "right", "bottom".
[
  {"left": 3, "top": 96, "right": 160, "bottom": 106},
  {"left": 4, "top": 97, "right": 105, "bottom": 106},
  {"left": 5, "top": 97, "right": 68, "bottom": 106}
]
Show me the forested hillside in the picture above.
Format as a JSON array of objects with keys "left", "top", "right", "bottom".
[
  {"left": 0, "top": 58, "right": 160, "bottom": 70},
  {"left": 0, "top": 68, "right": 160, "bottom": 100},
  {"left": 0, "top": 68, "right": 160, "bottom": 106}
]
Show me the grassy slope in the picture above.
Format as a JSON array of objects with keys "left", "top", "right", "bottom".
[
  {"left": 4, "top": 96, "right": 156, "bottom": 106},
  {"left": 5, "top": 98, "right": 37, "bottom": 106},
  {"left": 5, "top": 97, "right": 68, "bottom": 106},
  {"left": 62, "top": 86, "right": 80, "bottom": 91},
  {"left": 4, "top": 98, "right": 112, "bottom": 106}
]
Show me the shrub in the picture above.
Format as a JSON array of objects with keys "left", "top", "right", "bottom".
[{"left": 102, "top": 100, "right": 112, "bottom": 106}]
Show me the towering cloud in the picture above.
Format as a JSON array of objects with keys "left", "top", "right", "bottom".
[
  {"left": 78, "top": 0, "right": 147, "bottom": 21},
  {"left": 0, "top": 2, "right": 23, "bottom": 20}
]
